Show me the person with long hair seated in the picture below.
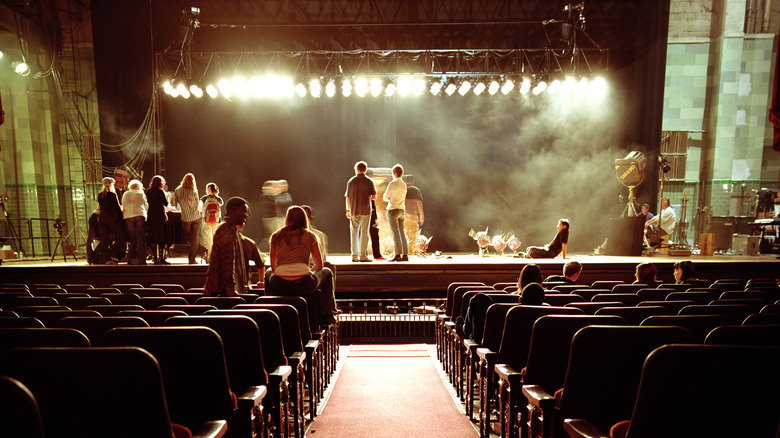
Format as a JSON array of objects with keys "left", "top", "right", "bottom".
[
  {"left": 519, "top": 282, "right": 546, "bottom": 305},
  {"left": 673, "top": 260, "right": 696, "bottom": 284},
  {"left": 634, "top": 262, "right": 658, "bottom": 285},
  {"left": 512, "top": 263, "right": 544, "bottom": 294},
  {"left": 265, "top": 205, "right": 339, "bottom": 323}
]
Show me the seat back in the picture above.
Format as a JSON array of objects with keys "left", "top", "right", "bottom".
[
  {"left": 552, "top": 285, "right": 589, "bottom": 294},
  {"left": 466, "top": 293, "right": 518, "bottom": 343},
  {"left": 704, "top": 325, "right": 780, "bottom": 346},
  {"left": 743, "top": 312, "right": 780, "bottom": 325},
  {"left": 158, "top": 304, "right": 218, "bottom": 315},
  {"left": 55, "top": 316, "right": 150, "bottom": 345},
  {"left": 30, "top": 309, "right": 101, "bottom": 326},
  {"left": 109, "top": 283, "right": 144, "bottom": 292},
  {"left": 165, "top": 315, "right": 268, "bottom": 391},
  {"left": 137, "top": 297, "right": 189, "bottom": 310},
  {"left": 637, "top": 300, "right": 696, "bottom": 313},
  {"left": 251, "top": 295, "right": 315, "bottom": 338},
  {"left": 117, "top": 310, "right": 188, "bottom": 326},
  {"left": 0, "top": 347, "right": 177, "bottom": 438},
  {"left": 243, "top": 303, "right": 304, "bottom": 356},
  {"left": 480, "top": 303, "right": 518, "bottom": 352},
  {"left": 101, "top": 293, "right": 141, "bottom": 305},
  {"left": 85, "top": 304, "right": 144, "bottom": 316},
  {"left": 595, "top": 306, "right": 671, "bottom": 325},
  {"left": 640, "top": 314, "right": 730, "bottom": 342},
  {"left": 445, "top": 282, "right": 486, "bottom": 316},
  {"left": 624, "top": 345, "right": 780, "bottom": 438},
  {"left": 636, "top": 288, "right": 674, "bottom": 301},
  {"left": 206, "top": 309, "right": 288, "bottom": 372},
  {"left": 523, "top": 315, "right": 625, "bottom": 394},
  {"left": 592, "top": 293, "right": 642, "bottom": 306},
  {"left": 544, "top": 294, "right": 584, "bottom": 307},
  {"left": 451, "top": 286, "right": 495, "bottom": 322},
  {"left": 565, "top": 301, "right": 623, "bottom": 314},
  {"left": 0, "top": 317, "right": 45, "bottom": 328},
  {"left": 195, "top": 296, "right": 248, "bottom": 309},
  {"left": 612, "top": 284, "right": 648, "bottom": 294},
  {"left": 559, "top": 325, "right": 693, "bottom": 433},
  {"left": 666, "top": 291, "right": 715, "bottom": 304},
  {"left": 84, "top": 287, "right": 122, "bottom": 296},
  {"left": 590, "top": 280, "right": 623, "bottom": 290},
  {"left": 150, "top": 283, "right": 186, "bottom": 294},
  {"left": 0, "top": 375, "right": 44, "bottom": 438},
  {"left": 126, "top": 287, "right": 167, "bottom": 298},
  {"left": 570, "top": 289, "right": 610, "bottom": 301},
  {"left": 103, "top": 327, "right": 234, "bottom": 431},
  {"left": 497, "top": 305, "right": 583, "bottom": 369},
  {"left": 0, "top": 328, "right": 90, "bottom": 355},
  {"left": 166, "top": 292, "right": 206, "bottom": 304},
  {"left": 678, "top": 304, "right": 754, "bottom": 323}
]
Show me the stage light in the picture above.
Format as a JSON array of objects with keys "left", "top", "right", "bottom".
[
  {"left": 370, "top": 77, "right": 383, "bottom": 97},
  {"left": 385, "top": 81, "right": 396, "bottom": 97},
  {"left": 162, "top": 81, "right": 174, "bottom": 95},
  {"left": 13, "top": 61, "right": 30, "bottom": 76},
  {"left": 325, "top": 79, "right": 336, "bottom": 97},
  {"left": 249, "top": 76, "right": 264, "bottom": 98},
  {"left": 458, "top": 80, "right": 472, "bottom": 96},
  {"left": 397, "top": 75, "right": 413, "bottom": 96},
  {"left": 547, "top": 79, "right": 561, "bottom": 94},
  {"left": 0, "top": 50, "right": 3, "bottom": 60},
  {"left": 562, "top": 76, "right": 576, "bottom": 93},
  {"left": 519, "top": 78, "right": 531, "bottom": 95},
  {"left": 429, "top": 80, "right": 442, "bottom": 95},
  {"left": 342, "top": 78, "right": 353, "bottom": 97},
  {"left": 589, "top": 76, "right": 607, "bottom": 100},
  {"left": 176, "top": 83, "right": 190, "bottom": 99},
  {"left": 473, "top": 81, "right": 486, "bottom": 95},
  {"left": 444, "top": 81, "right": 457, "bottom": 96},
  {"left": 295, "top": 82, "right": 307, "bottom": 97},
  {"left": 232, "top": 77, "right": 249, "bottom": 99},
  {"left": 501, "top": 78, "right": 514, "bottom": 95},
  {"left": 205, "top": 84, "right": 218, "bottom": 98},
  {"left": 576, "top": 77, "right": 590, "bottom": 94},
  {"left": 355, "top": 77, "right": 368, "bottom": 97},
  {"left": 189, "top": 84, "right": 203, "bottom": 98},
  {"left": 532, "top": 80, "right": 547, "bottom": 95},
  {"left": 488, "top": 79, "right": 500, "bottom": 95},
  {"left": 310, "top": 79, "right": 322, "bottom": 98},
  {"left": 218, "top": 79, "right": 232, "bottom": 98},
  {"left": 412, "top": 78, "right": 426, "bottom": 96}
]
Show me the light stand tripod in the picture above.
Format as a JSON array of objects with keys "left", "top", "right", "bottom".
[
  {"left": 51, "top": 219, "right": 78, "bottom": 262},
  {"left": 0, "top": 195, "right": 24, "bottom": 259}
]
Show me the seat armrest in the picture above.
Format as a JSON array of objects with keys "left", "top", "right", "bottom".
[
  {"left": 289, "top": 351, "right": 306, "bottom": 365},
  {"left": 191, "top": 420, "right": 228, "bottom": 438},
  {"left": 305, "top": 339, "right": 320, "bottom": 351},
  {"left": 312, "top": 329, "right": 325, "bottom": 340},
  {"left": 237, "top": 385, "right": 267, "bottom": 410},
  {"left": 476, "top": 347, "right": 497, "bottom": 362},
  {"left": 563, "top": 419, "right": 610, "bottom": 438},
  {"left": 522, "top": 384, "right": 555, "bottom": 411},
  {"left": 464, "top": 339, "right": 478, "bottom": 349},
  {"left": 494, "top": 363, "right": 521, "bottom": 383},
  {"left": 269, "top": 365, "right": 293, "bottom": 382}
]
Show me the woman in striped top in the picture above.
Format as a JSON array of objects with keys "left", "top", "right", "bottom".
[{"left": 174, "top": 173, "right": 203, "bottom": 264}]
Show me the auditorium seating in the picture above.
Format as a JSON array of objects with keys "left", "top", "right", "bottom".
[
  {"left": 0, "top": 317, "right": 45, "bottom": 328},
  {"left": 564, "top": 345, "right": 780, "bottom": 438},
  {"left": 30, "top": 309, "right": 101, "bottom": 326},
  {"left": 522, "top": 325, "right": 692, "bottom": 438},
  {"left": 126, "top": 287, "right": 167, "bottom": 298},
  {"left": 85, "top": 304, "right": 145, "bottom": 316},
  {"left": 704, "top": 324, "right": 780, "bottom": 346},
  {"left": 640, "top": 314, "right": 730, "bottom": 343},
  {"left": 595, "top": 305, "right": 671, "bottom": 324},
  {"left": 54, "top": 316, "right": 149, "bottom": 345},
  {"left": 0, "top": 375, "right": 45, "bottom": 438}
]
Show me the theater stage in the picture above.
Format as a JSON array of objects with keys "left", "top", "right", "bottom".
[{"left": 1, "top": 252, "right": 778, "bottom": 300}]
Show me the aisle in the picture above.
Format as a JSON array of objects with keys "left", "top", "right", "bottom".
[{"left": 307, "top": 344, "right": 478, "bottom": 437}]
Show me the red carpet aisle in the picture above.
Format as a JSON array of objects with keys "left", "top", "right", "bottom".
[{"left": 307, "top": 345, "right": 478, "bottom": 437}]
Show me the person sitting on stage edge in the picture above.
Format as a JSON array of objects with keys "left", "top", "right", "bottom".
[
  {"left": 511, "top": 263, "right": 543, "bottom": 294},
  {"left": 673, "top": 260, "right": 696, "bottom": 284},
  {"left": 204, "top": 197, "right": 250, "bottom": 296},
  {"left": 634, "top": 262, "right": 658, "bottom": 286},
  {"left": 521, "top": 218, "right": 569, "bottom": 259},
  {"left": 544, "top": 260, "right": 582, "bottom": 285},
  {"left": 519, "top": 282, "right": 546, "bottom": 305},
  {"left": 265, "top": 205, "right": 339, "bottom": 323}
]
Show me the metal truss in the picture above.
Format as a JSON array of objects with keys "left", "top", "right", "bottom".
[{"left": 156, "top": 48, "right": 609, "bottom": 82}]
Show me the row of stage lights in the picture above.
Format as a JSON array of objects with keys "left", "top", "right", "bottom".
[{"left": 161, "top": 75, "right": 608, "bottom": 100}]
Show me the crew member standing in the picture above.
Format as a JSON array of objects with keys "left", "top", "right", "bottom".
[
  {"left": 345, "top": 161, "right": 377, "bottom": 262},
  {"left": 404, "top": 175, "right": 424, "bottom": 255}
]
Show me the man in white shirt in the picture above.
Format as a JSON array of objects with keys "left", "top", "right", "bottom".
[{"left": 645, "top": 198, "right": 676, "bottom": 246}]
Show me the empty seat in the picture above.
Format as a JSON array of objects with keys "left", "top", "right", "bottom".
[
  {"left": 150, "top": 283, "right": 186, "bottom": 294},
  {"left": 666, "top": 291, "right": 714, "bottom": 304},
  {"left": 55, "top": 316, "right": 150, "bottom": 345},
  {"left": 595, "top": 306, "right": 671, "bottom": 325},
  {"left": 117, "top": 310, "right": 188, "bottom": 326},
  {"left": 590, "top": 280, "right": 623, "bottom": 290},
  {"left": 137, "top": 296, "right": 189, "bottom": 310},
  {"left": 0, "top": 317, "right": 45, "bottom": 328},
  {"left": 565, "top": 345, "right": 780, "bottom": 438},
  {"left": 565, "top": 301, "right": 623, "bottom": 314},
  {"left": 30, "top": 309, "right": 101, "bottom": 327},
  {"left": 0, "top": 375, "right": 44, "bottom": 438},
  {"left": 59, "top": 296, "right": 111, "bottom": 310},
  {"left": 110, "top": 283, "right": 144, "bottom": 292},
  {"left": 592, "top": 293, "right": 642, "bottom": 306},
  {"left": 102, "top": 293, "right": 141, "bottom": 305},
  {"left": 126, "top": 287, "right": 167, "bottom": 298},
  {"left": 167, "top": 292, "right": 206, "bottom": 304},
  {"left": 0, "top": 309, "right": 19, "bottom": 317},
  {"left": 0, "top": 346, "right": 227, "bottom": 438},
  {"left": 84, "top": 287, "right": 122, "bottom": 296},
  {"left": 705, "top": 325, "right": 780, "bottom": 346},
  {"left": 567, "top": 289, "right": 610, "bottom": 301},
  {"left": 637, "top": 300, "right": 696, "bottom": 314},
  {"left": 612, "top": 284, "right": 649, "bottom": 294},
  {"left": 0, "top": 328, "right": 90, "bottom": 355},
  {"left": 640, "top": 314, "right": 730, "bottom": 343},
  {"left": 85, "top": 304, "right": 145, "bottom": 316},
  {"left": 544, "top": 294, "right": 584, "bottom": 307},
  {"left": 62, "top": 283, "right": 93, "bottom": 293},
  {"left": 636, "top": 288, "right": 674, "bottom": 301},
  {"left": 195, "top": 296, "right": 247, "bottom": 309},
  {"left": 158, "top": 304, "right": 218, "bottom": 315},
  {"left": 743, "top": 312, "right": 780, "bottom": 325},
  {"left": 678, "top": 304, "right": 754, "bottom": 324}
]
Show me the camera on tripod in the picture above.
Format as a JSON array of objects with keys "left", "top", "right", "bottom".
[{"left": 53, "top": 218, "right": 65, "bottom": 234}]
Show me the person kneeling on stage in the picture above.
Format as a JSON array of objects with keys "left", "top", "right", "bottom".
[
  {"left": 265, "top": 205, "right": 339, "bottom": 323},
  {"left": 204, "top": 197, "right": 250, "bottom": 297},
  {"left": 521, "top": 218, "right": 569, "bottom": 259}
]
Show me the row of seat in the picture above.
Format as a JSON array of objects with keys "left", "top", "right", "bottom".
[
  {"left": 434, "top": 278, "right": 780, "bottom": 438},
  {"left": 0, "top": 282, "right": 342, "bottom": 438}
]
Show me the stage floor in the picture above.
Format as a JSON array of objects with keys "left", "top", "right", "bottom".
[{"left": 2, "top": 251, "right": 778, "bottom": 297}]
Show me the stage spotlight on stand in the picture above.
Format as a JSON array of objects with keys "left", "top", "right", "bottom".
[
  {"left": 13, "top": 61, "right": 30, "bottom": 76},
  {"left": 614, "top": 150, "right": 647, "bottom": 217}
]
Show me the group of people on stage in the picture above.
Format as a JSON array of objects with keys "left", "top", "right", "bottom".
[{"left": 90, "top": 173, "right": 223, "bottom": 266}]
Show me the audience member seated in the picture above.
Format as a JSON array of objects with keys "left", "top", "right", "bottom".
[
  {"left": 511, "top": 264, "right": 543, "bottom": 295},
  {"left": 544, "top": 260, "right": 582, "bottom": 285},
  {"left": 265, "top": 206, "right": 338, "bottom": 324},
  {"left": 673, "top": 260, "right": 696, "bottom": 284},
  {"left": 519, "top": 283, "right": 546, "bottom": 305},
  {"left": 634, "top": 262, "right": 659, "bottom": 286}
]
